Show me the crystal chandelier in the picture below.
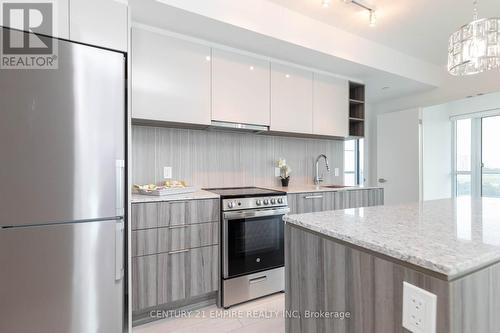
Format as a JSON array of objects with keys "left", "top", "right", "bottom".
[{"left": 448, "top": 0, "right": 500, "bottom": 76}]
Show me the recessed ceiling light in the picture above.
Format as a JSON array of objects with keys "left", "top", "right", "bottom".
[{"left": 322, "top": 0, "right": 331, "bottom": 8}]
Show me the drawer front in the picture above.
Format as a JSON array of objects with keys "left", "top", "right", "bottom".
[
  {"left": 158, "top": 222, "right": 219, "bottom": 253},
  {"left": 131, "top": 203, "right": 158, "bottom": 230},
  {"left": 158, "top": 199, "right": 219, "bottom": 227},
  {"left": 132, "top": 229, "right": 158, "bottom": 257},
  {"left": 157, "top": 245, "right": 219, "bottom": 305},
  {"left": 132, "top": 255, "right": 157, "bottom": 312}
]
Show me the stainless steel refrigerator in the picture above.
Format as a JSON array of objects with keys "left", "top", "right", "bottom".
[{"left": 0, "top": 28, "right": 127, "bottom": 333}]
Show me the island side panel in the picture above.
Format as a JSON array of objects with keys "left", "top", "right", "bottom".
[
  {"left": 285, "top": 224, "right": 450, "bottom": 333},
  {"left": 450, "top": 261, "right": 500, "bottom": 333}
]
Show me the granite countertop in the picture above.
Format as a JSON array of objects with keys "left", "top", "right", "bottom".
[
  {"left": 284, "top": 197, "right": 500, "bottom": 279},
  {"left": 131, "top": 190, "right": 219, "bottom": 203},
  {"left": 263, "top": 184, "right": 383, "bottom": 194}
]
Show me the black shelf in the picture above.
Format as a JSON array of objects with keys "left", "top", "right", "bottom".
[{"left": 348, "top": 82, "right": 365, "bottom": 137}]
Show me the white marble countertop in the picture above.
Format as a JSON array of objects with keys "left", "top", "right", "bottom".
[
  {"left": 263, "top": 184, "right": 382, "bottom": 194},
  {"left": 284, "top": 197, "right": 500, "bottom": 279},
  {"left": 131, "top": 190, "right": 219, "bottom": 203}
]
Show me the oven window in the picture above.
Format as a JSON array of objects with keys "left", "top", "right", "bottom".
[{"left": 226, "top": 214, "right": 284, "bottom": 278}]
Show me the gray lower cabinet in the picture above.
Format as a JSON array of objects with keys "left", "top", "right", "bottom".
[
  {"left": 131, "top": 199, "right": 220, "bottom": 321},
  {"left": 157, "top": 245, "right": 219, "bottom": 304},
  {"left": 132, "top": 255, "right": 157, "bottom": 312},
  {"left": 288, "top": 189, "right": 383, "bottom": 215},
  {"left": 158, "top": 222, "right": 219, "bottom": 252}
]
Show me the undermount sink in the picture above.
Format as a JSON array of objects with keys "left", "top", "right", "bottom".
[{"left": 321, "top": 185, "right": 351, "bottom": 189}]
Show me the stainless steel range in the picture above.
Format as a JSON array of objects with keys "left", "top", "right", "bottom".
[{"left": 205, "top": 187, "right": 289, "bottom": 308}]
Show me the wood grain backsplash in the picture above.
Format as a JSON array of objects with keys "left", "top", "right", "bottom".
[{"left": 132, "top": 126, "right": 345, "bottom": 188}]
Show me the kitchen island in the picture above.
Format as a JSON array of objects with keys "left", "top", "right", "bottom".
[{"left": 284, "top": 198, "right": 500, "bottom": 333}]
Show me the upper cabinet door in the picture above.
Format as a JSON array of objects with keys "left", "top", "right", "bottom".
[
  {"left": 212, "top": 49, "right": 270, "bottom": 126},
  {"left": 313, "top": 74, "right": 349, "bottom": 137},
  {"left": 131, "top": 28, "right": 211, "bottom": 126},
  {"left": 70, "top": 0, "right": 128, "bottom": 51},
  {"left": 270, "top": 63, "right": 313, "bottom": 134},
  {"left": 0, "top": 0, "right": 69, "bottom": 39}
]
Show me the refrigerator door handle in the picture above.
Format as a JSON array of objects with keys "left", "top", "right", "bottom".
[
  {"left": 115, "top": 160, "right": 125, "bottom": 216},
  {"left": 115, "top": 220, "right": 124, "bottom": 281}
]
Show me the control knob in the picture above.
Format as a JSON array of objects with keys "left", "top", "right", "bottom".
[
  {"left": 278, "top": 197, "right": 284, "bottom": 204},
  {"left": 263, "top": 199, "right": 269, "bottom": 205},
  {"left": 228, "top": 201, "right": 235, "bottom": 208},
  {"left": 270, "top": 198, "right": 276, "bottom": 204},
  {"left": 256, "top": 199, "right": 262, "bottom": 206}
]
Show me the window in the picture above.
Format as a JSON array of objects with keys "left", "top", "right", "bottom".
[
  {"left": 455, "top": 118, "right": 472, "bottom": 196},
  {"left": 452, "top": 113, "right": 500, "bottom": 198},
  {"left": 344, "top": 139, "right": 364, "bottom": 186},
  {"left": 482, "top": 116, "right": 500, "bottom": 197}
]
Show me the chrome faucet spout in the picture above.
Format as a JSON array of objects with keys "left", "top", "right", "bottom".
[{"left": 314, "top": 154, "right": 330, "bottom": 185}]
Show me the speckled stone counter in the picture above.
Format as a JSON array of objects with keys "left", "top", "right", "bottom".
[
  {"left": 284, "top": 197, "right": 500, "bottom": 279},
  {"left": 131, "top": 190, "right": 219, "bottom": 203}
]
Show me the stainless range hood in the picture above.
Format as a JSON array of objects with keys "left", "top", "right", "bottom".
[{"left": 210, "top": 121, "right": 269, "bottom": 133}]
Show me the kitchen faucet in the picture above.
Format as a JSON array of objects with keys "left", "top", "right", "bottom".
[{"left": 314, "top": 154, "right": 330, "bottom": 185}]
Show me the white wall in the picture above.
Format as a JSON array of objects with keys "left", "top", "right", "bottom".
[
  {"left": 422, "top": 105, "right": 452, "bottom": 200},
  {"left": 447, "top": 91, "right": 500, "bottom": 117}
]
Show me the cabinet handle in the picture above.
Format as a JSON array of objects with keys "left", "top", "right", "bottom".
[
  {"left": 304, "top": 195, "right": 324, "bottom": 199},
  {"left": 168, "top": 249, "right": 190, "bottom": 255},
  {"left": 168, "top": 225, "right": 190, "bottom": 229},
  {"left": 249, "top": 276, "right": 267, "bottom": 284}
]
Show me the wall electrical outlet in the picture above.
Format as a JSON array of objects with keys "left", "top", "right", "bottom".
[
  {"left": 163, "top": 167, "right": 172, "bottom": 179},
  {"left": 402, "top": 282, "right": 437, "bottom": 333},
  {"left": 334, "top": 168, "right": 339, "bottom": 177},
  {"left": 275, "top": 167, "right": 281, "bottom": 177}
]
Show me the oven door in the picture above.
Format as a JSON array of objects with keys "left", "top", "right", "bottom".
[{"left": 223, "top": 207, "right": 289, "bottom": 279}]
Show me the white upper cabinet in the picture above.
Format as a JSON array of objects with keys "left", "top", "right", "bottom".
[
  {"left": 313, "top": 74, "right": 349, "bottom": 137},
  {"left": 131, "top": 28, "right": 211, "bottom": 126},
  {"left": 270, "top": 63, "right": 313, "bottom": 134},
  {"left": 70, "top": 0, "right": 128, "bottom": 51},
  {"left": 0, "top": 0, "right": 69, "bottom": 39},
  {"left": 212, "top": 49, "right": 270, "bottom": 126}
]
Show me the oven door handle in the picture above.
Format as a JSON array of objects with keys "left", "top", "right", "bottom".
[{"left": 223, "top": 207, "right": 290, "bottom": 220}]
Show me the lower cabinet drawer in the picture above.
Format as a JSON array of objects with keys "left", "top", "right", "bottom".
[
  {"left": 157, "top": 245, "right": 219, "bottom": 304},
  {"left": 158, "top": 222, "right": 219, "bottom": 253}
]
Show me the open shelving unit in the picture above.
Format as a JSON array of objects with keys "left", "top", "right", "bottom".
[{"left": 349, "top": 82, "right": 365, "bottom": 137}]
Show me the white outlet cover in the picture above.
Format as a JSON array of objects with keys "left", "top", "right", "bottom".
[
  {"left": 163, "top": 166, "right": 172, "bottom": 179},
  {"left": 334, "top": 168, "right": 339, "bottom": 177},
  {"left": 275, "top": 167, "right": 281, "bottom": 177},
  {"left": 402, "top": 282, "right": 437, "bottom": 333}
]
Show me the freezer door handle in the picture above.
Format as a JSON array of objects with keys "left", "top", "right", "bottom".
[
  {"left": 115, "top": 220, "right": 124, "bottom": 281},
  {"left": 116, "top": 160, "right": 125, "bottom": 216}
]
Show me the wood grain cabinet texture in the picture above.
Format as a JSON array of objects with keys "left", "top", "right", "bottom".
[
  {"left": 132, "top": 255, "right": 157, "bottom": 312},
  {"left": 287, "top": 189, "right": 383, "bottom": 215},
  {"left": 131, "top": 199, "right": 220, "bottom": 318},
  {"left": 285, "top": 225, "right": 450, "bottom": 333},
  {"left": 157, "top": 245, "right": 219, "bottom": 304}
]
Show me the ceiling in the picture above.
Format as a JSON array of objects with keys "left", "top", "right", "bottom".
[{"left": 268, "top": 0, "right": 500, "bottom": 66}]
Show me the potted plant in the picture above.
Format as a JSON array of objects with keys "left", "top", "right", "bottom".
[{"left": 277, "top": 158, "right": 292, "bottom": 187}]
